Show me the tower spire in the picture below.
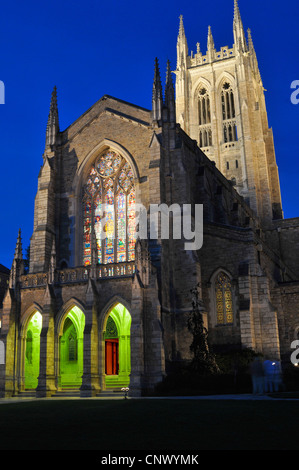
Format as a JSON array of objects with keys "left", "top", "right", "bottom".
[
  {"left": 45, "top": 86, "right": 59, "bottom": 148},
  {"left": 152, "top": 58, "right": 163, "bottom": 125},
  {"left": 176, "top": 14, "right": 188, "bottom": 69},
  {"left": 233, "top": 0, "right": 247, "bottom": 54},
  {"left": 178, "top": 14, "right": 185, "bottom": 38},
  {"left": 234, "top": 0, "right": 241, "bottom": 21}
]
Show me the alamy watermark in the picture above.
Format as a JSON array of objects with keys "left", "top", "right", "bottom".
[
  {"left": 97, "top": 203, "right": 203, "bottom": 251},
  {"left": 290, "top": 80, "right": 299, "bottom": 105},
  {"left": 290, "top": 340, "right": 299, "bottom": 365}
]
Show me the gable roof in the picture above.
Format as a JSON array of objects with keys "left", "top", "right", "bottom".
[{"left": 61, "top": 94, "right": 151, "bottom": 140}]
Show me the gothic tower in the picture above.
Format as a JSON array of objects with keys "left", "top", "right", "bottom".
[{"left": 175, "top": 1, "right": 283, "bottom": 225}]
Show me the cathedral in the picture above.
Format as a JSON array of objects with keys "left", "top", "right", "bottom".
[{"left": 0, "top": 0, "right": 298, "bottom": 398}]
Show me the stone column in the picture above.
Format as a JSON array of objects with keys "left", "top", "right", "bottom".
[
  {"left": 80, "top": 279, "right": 100, "bottom": 397},
  {"left": 129, "top": 275, "right": 145, "bottom": 396},
  {"left": 0, "top": 290, "right": 19, "bottom": 397},
  {"left": 36, "top": 288, "right": 56, "bottom": 397}
]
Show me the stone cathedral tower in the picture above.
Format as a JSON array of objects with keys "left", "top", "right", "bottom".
[{"left": 175, "top": 0, "right": 283, "bottom": 225}]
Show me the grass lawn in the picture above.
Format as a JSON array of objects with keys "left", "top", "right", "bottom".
[{"left": 0, "top": 398, "right": 298, "bottom": 450}]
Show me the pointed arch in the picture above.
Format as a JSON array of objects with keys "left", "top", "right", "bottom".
[
  {"left": 81, "top": 148, "right": 137, "bottom": 266},
  {"left": 209, "top": 268, "right": 236, "bottom": 326},
  {"left": 215, "top": 72, "right": 236, "bottom": 92},
  {"left": 100, "top": 295, "right": 132, "bottom": 331},
  {"left": 216, "top": 74, "right": 238, "bottom": 144},
  {"left": 23, "top": 309, "right": 43, "bottom": 390},
  {"left": 193, "top": 79, "right": 213, "bottom": 149},
  {"left": 99, "top": 296, "right": 132, "bottom": 389},
  {"left": 56, "top": 298, "right": 86, "bottom": 336},
  {"left": 21, "top": 303, "right": 43, "bottom": 336},
  {"left": 57, "top": 300, "right": 86, "bottom": 389},
  {"left": 75, "top": 139, "right": 140, "bottom": 192},
  {"left": 71, "top": 140, "right": 140, "bottom": 267},
  {"left": 192, "top": 76, "right": 212, "bottom": 98}
]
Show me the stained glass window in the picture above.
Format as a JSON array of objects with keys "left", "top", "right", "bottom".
[
  {"left": 215, "top": 272, "right": 234, "bottom": 324},
  {"left": 83, "top": 150, "right": 136, "bottom": 266}
]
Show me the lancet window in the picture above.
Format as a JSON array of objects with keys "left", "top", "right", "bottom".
[
  {"left": 198, "top": 87, "right": 212, "bottom": 147},
  {"left": 221, "top": 82, "right": 237, "bottom": 143},
  {"left": 83, "top": 150, "right": 136, "bottom": 266},
  {"left": 215, "top": 271, "right": 234, "bottom": 324}
]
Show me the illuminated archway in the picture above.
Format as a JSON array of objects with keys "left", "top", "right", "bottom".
[
  {"left": 24, "top": 311, "right": 42, "bottom": 389},
  {"left": 104, "top": 303, "right": 131, "bottom": 388},
  {"left": 59, "top": 306, "right": 85, "bottom": 389}
]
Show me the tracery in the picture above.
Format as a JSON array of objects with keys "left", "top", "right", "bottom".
[
  {"left": 215, "top": 271, "right": 234, "bottom": 324},
  {"left": 83, "top": 150, "right": 136, "bottom": 266},
  {"left": 221, "top": 82, "right": 237, "bottom": 143}
]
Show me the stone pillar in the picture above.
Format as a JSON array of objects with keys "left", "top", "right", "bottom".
[
  {"left": 129, "top": 275, "right": 145, "bottom": 396},
  {"left": 0, "top": 289, "right": 19, "bottom": 397},
  {"left": 80, "top": 279, "right": 100, "bottom": 397},
  {"left": 36, "top": 287, "right": 56, "bottom": 397},
  {"left": 238, "top": 262, "right": 256, "bottom": 351}
]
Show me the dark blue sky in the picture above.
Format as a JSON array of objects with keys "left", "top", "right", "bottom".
[{"left": 0, "top": 0, "right": 298, "bottom": 269}]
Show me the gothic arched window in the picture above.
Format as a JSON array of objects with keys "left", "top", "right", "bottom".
[
  {"left": 83, "top": 150, "right": 136, "bottom": 266},
  {"left": 198, "top": 87, "right": 212, "bottom": 148},
  {"left": 198, "top": 88, "right": 211, "bottom": 125},
  {"left": 221, "top": 82, "right": 237, "bottom": 143},
  {"left": 215, "top": 271, "right": 234, "bottom": 324}
]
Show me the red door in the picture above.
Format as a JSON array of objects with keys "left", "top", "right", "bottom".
[{"left": 105, "top": 339, "right": 119, "bottom": 375}]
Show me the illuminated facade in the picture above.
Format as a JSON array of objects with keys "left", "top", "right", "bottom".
[{"left": 0, "top": 1, "right": 299, "bottom": 398}]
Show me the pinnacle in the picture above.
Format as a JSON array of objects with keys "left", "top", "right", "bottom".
[
  {"left": 153, "top": 58, "right": 163, "bottom": 97},
  {"left": 165, "top": 60, "right": 173, "bottom": 88},
  {"left": 49, "top": 86, "right": 58, "bottom": 117},
  {"left": 14, "top": 228, "right": 23, "bottom": 260},
  {"left": 45, "top": 85, "right": 59, "bottom": 147},
  {"left": 152, "top": 58, "right": 163, "bottom": 124},
  {"left": 234, "top": 0, "right": 241, "bottom": 20},
  {"left": 207, "top": 25, "right": 215, "bottom": 51},
  {"left": 247, "top": 28, "right": 253, "bottom": 48},
  {"left": 179, "top": 14, "right": 185, "bottom": 37}
]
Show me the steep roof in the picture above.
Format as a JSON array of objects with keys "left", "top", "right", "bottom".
[{"left": 0, "top": 264, "right": 9, "bottom": 274}]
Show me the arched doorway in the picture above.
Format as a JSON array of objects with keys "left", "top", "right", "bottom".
[
  {"left": 59, "top": 306, "right": 85, "bottom": 389},
  {"left": 104, "top": 303, "right": 131, "bottom": 389},
  {"left": 24, "top": 311, "right": 42, "bottom": 389}
]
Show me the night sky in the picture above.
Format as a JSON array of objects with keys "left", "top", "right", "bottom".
[{"left": 0, "top": 0, "right": 298, "bottom": 269}]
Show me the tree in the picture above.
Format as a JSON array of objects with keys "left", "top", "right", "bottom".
[{"left": 187, "top": 283, "right": 219, "bottom": 375}]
